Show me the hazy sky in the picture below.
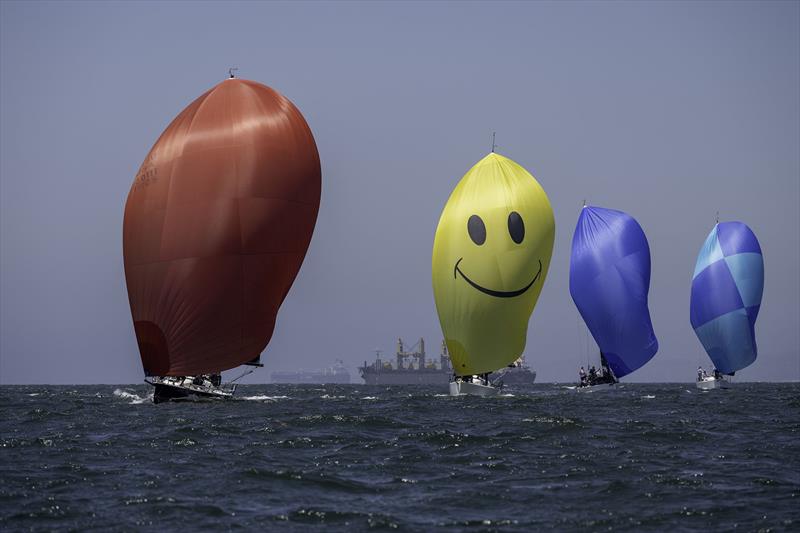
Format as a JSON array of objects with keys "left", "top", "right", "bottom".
[{"left": 1, "top": 1, "right": 798, "bottom": 384}]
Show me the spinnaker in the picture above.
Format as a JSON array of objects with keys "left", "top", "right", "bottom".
[
  {"left": 690, "top": 221, "right": 763, "bottom": 377},
  {"left": 432, "top": 152, "right": 554, "bottom": 395},
  {"left": 569, "top": 205, "right": 658, "bottom": 384},
  {"left": 123, "top": 76, "right": 320, "bottom": 401}
]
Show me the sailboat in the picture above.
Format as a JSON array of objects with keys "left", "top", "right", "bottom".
[
  {"left": 123, "top": 73, "right": 321, "bottom": 403},
  {"left": 569, "top": 205, "right": 658, "bottom": 390},
  {"left": 432, "top": 150, "right": 555, "bottom": 396},
  {"left": 690, "top": 221, "right": 763, "bottom": 389}
]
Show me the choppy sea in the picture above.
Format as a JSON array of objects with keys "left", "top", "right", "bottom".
[{"left": 1, "top": 383, "right": 798, "bottom": 531}]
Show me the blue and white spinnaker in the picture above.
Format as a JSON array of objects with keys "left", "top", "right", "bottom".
[{"left": 690, "top": 222, "right": 764, "bottom": 375}]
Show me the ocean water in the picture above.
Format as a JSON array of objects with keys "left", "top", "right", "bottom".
[{"left": 0, "top": 383, "right": 798, "bottom": 531}]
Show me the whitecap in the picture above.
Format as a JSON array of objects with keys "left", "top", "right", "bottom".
[
  {"left": 241, "top": 395, "right": 289, "bottom": 401},
  {"left": 113, "top": 389, "right": 150, "bottom": 404}
]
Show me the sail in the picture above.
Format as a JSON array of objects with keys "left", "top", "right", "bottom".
[
  {"left": 123, "top": 78, "right": 321, "bottom": 377},
  {"left": 569, "top": 206, "right": 658, "bottom": 379},
  {"left": 432, "top": 153, "right": 555, "bottom": 375},
  {"left": 690, "top": 222, "right": 763, "bottom": 374}
]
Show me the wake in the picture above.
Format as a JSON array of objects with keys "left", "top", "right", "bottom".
[{"left": 113, "top": 389, "right": 150, "bottom": 404}]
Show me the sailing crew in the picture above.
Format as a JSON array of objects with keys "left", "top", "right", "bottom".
[
  {"left": 588, "top": 366, "right": 597, "bottom": 385},
  {"left": 697, "top": 366, "right": 705, "bottom": 381},
  {"left": 579, "top": 366, "right": 587, "bottom": 386}
]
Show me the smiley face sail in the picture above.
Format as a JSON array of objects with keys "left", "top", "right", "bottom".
[{"left": 432, "top": 153, "right": 555, "bottom": 376}]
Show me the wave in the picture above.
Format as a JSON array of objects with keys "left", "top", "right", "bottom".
[
  {"left": 240, "top": 395, "right": 290, "bottom": 401},
  {"left": 113, "top": 389, "right": 150, "bottom": 404}
]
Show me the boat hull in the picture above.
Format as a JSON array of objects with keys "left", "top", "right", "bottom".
[
  {"left": 696, "top": 377, "right": 730, "bottom": 390},
  {"left": 147, "top": 377, "right": 235, "bottom": 404},
  {"left": 576, "top": 383, "right": 617, "bottom": 393},
  {"left": 449, "top": 380, "right": 500, "bottom": 397}
]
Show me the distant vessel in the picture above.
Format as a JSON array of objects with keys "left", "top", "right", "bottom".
[
  {"left": 123, "top": 74, "right": 321, "bottom": 403},
  {"left": 690, "top": 220, "right": 763, "bottom": 390},
  {"left": 431, "top": 150, "right": 555, "bottom": 397},
  {"left": 569, "top": 205, "right": 658, "bottom": 391},
  {"left": 494, "top": 356, "right": 537, "bottom": 386},
  {"left": 271, "top": 360, "right": 351, "bottom": 384},
  {"left": 359, "top": 339, "right": 452, "bottom": 385}
]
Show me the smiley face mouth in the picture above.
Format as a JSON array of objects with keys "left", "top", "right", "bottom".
[{"left": 453, "top": 258, "right": 543, "bottom": 298}]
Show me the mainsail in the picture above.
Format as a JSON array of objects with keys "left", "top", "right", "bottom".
[
  {"left": 432, "top": 153, "right": 555, "bottom": 375},
  {"left": 123, "top": 78, "right": 321, "bottom": 377},
  {"left": 569, "top": 206, "right": 658, "bottom": 379},
  {"left": 690, "top": 222, "right": 763, "bottom": 375}
]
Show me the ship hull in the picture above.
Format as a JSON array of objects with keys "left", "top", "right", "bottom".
[
  {"left": 495, "top": 368, "right": 537, "bottom": 385},
  {"left": 360, "top": 370, "right": 450, "bottom": 385},
  {"left": 271, "top": 374, "right": 351, "bottom": 384}
]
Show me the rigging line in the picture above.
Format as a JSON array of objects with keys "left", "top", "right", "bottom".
[{"left": 229, "top": 367, "right": 255, "bottom": 383}]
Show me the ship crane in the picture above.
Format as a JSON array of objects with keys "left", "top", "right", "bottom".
[
  {"left": 396, "top": 337, "right": 426, "bottom": 370},
  {"left": 440, "top": 339, "right": 452, "bottom": 372},
  {"left": 358, "top": 336, "right": 464, "bottom": 385}
]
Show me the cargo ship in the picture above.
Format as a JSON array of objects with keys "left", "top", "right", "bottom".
[
  {"left": 359, "top": 338, "right": 452, "bottom": 385},
  {"left": 271, "top": 360, "right": 351, "bottom": 384}
]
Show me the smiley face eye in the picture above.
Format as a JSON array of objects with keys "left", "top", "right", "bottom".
[
  {"left": 467, "top": 215, "right": 486, "bottom": 245},
  {"left": 508, "top": 211, "right": 525, "bottom": 244}
]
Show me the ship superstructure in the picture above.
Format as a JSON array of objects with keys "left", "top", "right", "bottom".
[
  {"left": 360, "top": 338, "right": 452, "bottom": 385},
  {"left": 494, "top": 356, "right": 537, "bottom": 386}
]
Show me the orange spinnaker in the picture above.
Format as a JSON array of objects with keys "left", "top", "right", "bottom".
[{"left": 123, "top": 78, "right": 320, "bottom": 376}]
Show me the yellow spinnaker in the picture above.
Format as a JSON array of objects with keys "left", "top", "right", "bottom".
[{"left": 432, "top": 153, "right": 555, "bottom": 375}]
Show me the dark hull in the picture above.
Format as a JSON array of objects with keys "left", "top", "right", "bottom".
[
  {"left": 152, "top": 383, "right": 230, "bottom": 404},
  {"left": 360, "top": 369, "right": 451, "bottom": 385},
  {"left": 495, "top": 368, "right": 537, "bottom": 386}
]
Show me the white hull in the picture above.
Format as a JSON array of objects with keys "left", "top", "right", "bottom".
[
  {"left": 696, "top": 376, "right": 730, "bottom": 390},
  {"left": 576, "top": 383, "right": 617, "bottom": 393},
  {"left": 449, "top": 380, "right": 500, "bottom": 397}
]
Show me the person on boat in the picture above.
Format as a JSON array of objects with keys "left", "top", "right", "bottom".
[
  {"left": 579, "top": 366, "right": 587, "bottom": 386},
  {"left": 588, "top": 366, "right": 597, "bottom": 385},
  {"left": 697, "top": 366, "right": 704, "bottom": 381},
  {"left": 713, "top": 368, "right": 721, "bottom": 380}
]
